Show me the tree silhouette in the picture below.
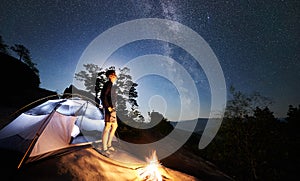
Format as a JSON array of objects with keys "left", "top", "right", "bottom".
[
  {"left": 74, "top": 63, "right": 104, "bottom": 93},
  {"left": 74, "top": 64, "right": 142, "bottom": 122},
  {"left": 0, "top": 35, "right": 9, "bottom": 54},
  {"left": 286, "top": 104, "right": 300, "bottom": 180},
  {"left": 10, "top": 44, "right": 39, "bottom": 77},
  {"left": 116, "top": 67, "right": 140, "bottom": 121},
  {"left": 286, "top": 104, "right": 300, "bottom": 130},
  {"left": 200, "top": 87, "right": 288, "bottom": 180},
  {"left": 147, "top": 110, "right": 173, "bottom": 134},
  {"left": 23, "top": 51, "right": 39, "bottom": 76},
  {"left": 10, "top": 44, "right": 30, "bottom": 61},
  {"left": 225, "top": 86, "right": 272, "bottom": 118}
]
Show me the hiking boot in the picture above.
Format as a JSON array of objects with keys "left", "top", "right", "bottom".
[
  {"left": 101, "top": 149, "right": 111, "bottom": 157},
  {"left": 108, "top": 146, "right": 115, "bottom": 152}
]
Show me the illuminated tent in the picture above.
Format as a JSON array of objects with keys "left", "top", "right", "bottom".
[{"left": 0, "top": 96, "right": 105, "bottom": 169}]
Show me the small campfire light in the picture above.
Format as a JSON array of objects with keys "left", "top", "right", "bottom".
[{"left": 137, "top": 150, "right": 163, "bottom": 181}]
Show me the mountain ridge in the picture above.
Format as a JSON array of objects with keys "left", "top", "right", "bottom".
[{"left": 169, "top": 118, "right": 208, "bottom": 134}]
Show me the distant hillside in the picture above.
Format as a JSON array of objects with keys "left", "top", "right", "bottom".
[
  {"left": 0, "top": 53, "right": 40, "bottom": 91},
  {"left": 0, "top": 53, "right": 58, "bottom": 124},
  {"left": 170, "top": 118, "right": 208, "bottom": 134}
]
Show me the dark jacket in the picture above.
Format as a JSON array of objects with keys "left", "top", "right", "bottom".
[{"left": 100, "top": 80, "right": 117, "bottom": 111}]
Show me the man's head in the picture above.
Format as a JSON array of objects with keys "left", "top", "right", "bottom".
[{"left": 106, "top": 69, "right": 117, "bottom": 83}]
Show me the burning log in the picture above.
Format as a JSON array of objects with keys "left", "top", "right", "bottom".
[{"left": 136, "top": 150, "right": 171, "bottom": 181}]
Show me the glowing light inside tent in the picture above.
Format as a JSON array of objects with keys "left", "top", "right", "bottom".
[{"left": 137, "top": 150, "right": 163, "bottom": 181}]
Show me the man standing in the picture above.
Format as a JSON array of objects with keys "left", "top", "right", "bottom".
[{"left": 100, "top": 69, "right": 118, "bottom": 156}]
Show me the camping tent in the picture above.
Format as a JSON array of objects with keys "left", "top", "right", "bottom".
[{"left": 0, "top": 96, "right": 106, "bottom": 169}]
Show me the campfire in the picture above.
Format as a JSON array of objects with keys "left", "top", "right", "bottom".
[{"left": 137, "top": 150, "right": 164, "bottom": 181}]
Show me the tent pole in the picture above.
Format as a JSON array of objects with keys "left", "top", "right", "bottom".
[
  {"left": 17, "top": 133, "right": 40, "bottom": 169},
  {"left": 16, "top": 103, "right": 62, "bottom": 170}
]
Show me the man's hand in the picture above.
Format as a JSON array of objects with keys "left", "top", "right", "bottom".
[
  {"left": 108, "top": 107, "right": 114, "bottom": 112},
  {"left": 110, "top": 111, "right": 117, "bottom": 122}
]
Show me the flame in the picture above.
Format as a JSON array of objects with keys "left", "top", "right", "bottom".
[{"left": 137, "top": 150, "right": 163, "bottom": 181}]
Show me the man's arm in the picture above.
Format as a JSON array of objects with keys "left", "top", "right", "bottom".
[{"left": 101, "top": 82, "right": 113, "bottom": 109}]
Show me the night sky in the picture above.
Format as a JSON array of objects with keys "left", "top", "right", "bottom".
[{"left": 1, "top": 0, "right": 299, "bottom": 120}]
